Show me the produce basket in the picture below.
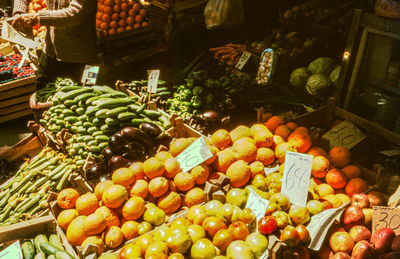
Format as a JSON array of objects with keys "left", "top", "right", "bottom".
[{"left": 29, "top": 91, "right": 53, "bottom": 121}]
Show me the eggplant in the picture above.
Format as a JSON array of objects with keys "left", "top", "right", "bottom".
[
  {"left": 139, "top": 122, "right": 162, "bottom": 138},
  {"left": 108, "top": 155, "right": 129, "bottom": 171},
  {"left": 122, "top": 141, "right": 146, "bottom": 160},
  {"left": 102, "top": 147, "right": 114, "bottom": 162},
  {"left": 86, "top": 163, "right": 111, "bottom": 181},
  {"left": 108, "top": 133, "right": 129, "bottom": 154},
  {"left": 121, "top": 127, "right": 155, "bottom": 153}
]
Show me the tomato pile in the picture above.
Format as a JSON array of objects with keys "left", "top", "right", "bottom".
[
  {"left": 28, "top": 0, "right": 47, "bottom": 37},
  {"left": 0, "top": 53, "right": 35, "bottom": 83}
]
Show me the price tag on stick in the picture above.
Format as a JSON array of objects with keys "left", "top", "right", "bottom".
[
  {"left": 175, "top": 137, "right": 213, "bottom": 172},
  {"left": 81, "top": 65, "right": 99, "bottom": 85},
  {"left": 147, "top": 70, "right": 160, "bottom": 94},
  {"left": 372, "top": 206, "right": 400, "bottom": 235},
  {"left": 235, "top": 51, "right": 252, "bottom": 70},
  {"left": 0, "top": 241, "right": 23, "bottom": 259},
  {"left": 245, "top": 187, "right": 269, "bottom": 229},
  {"left": 323, "top": 120, "right": 366, "bottom": 149},
  {"left": 281, "top": 151, "right": 312, "bottom": 207}
]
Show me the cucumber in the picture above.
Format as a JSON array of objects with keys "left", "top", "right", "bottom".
[
  {"left": 105, "top": 118, "right": 120, "bottom": 126},
  {"left": 92, "top": 131, "right": 104, "bottom": 137},
  {"left": 87, "top": 140, "right": 98, "bottom": 146},
  {"left": 21, "top": 240, "right": 36, "bottom": 259},
  {"left": 156, "top": 87, "right": 169, "bottom": 92},
  {"left": 60, "top": 85, "right": 81, "bottom": 92},
  {"left": 131, "top": 118, "right": 147, "bottom": 126},
  {"left": 88, "top": 146, "right": 101, "bottom": 153},
  {"left": 95, "top": 109, "right": 110, "bottom": 119},
  {"left": 79, "top": 115, "right": 88, "bottom": 122},
  {"left": 86, "top": 106, "right": 99, "bottom": 117},
  {"left": 85, "top": 95, "right": 103, "bottom": 105},
  {"left": 143, "top": 109, "right": 161, "bottom": 118},
  {"left": 87, "top": 126, "right": 98, "bottom": 134},
  {"left": 82, "top": 135, "right": 94, "bottom": 142},
  {"left": 70, "top": 105, "right": 78, "bottom": 112},
  {"left": 61, "top": 109, "right": 74, "bottom": 116},
  {"left": 92, "top": 118, "right": 103, "bottom": 126},
  {"left": 55, "top": 120, "right": 65, "bottom": 127},
  {"left": 73, "top": 93, "right": 97, "bottom": 103},
  {"left": 95, "top": 135, "right": 110, "bottom": 142},
  {"left": 40, "top": 242, "right": 63, "bottom": 255},
  {"left": 98, "top": 142, "right": 108, "bottom": 150},
  {"left": 76, "top": 136, "right": 86, "bottom": 142},
  {"left": 34, "top": 252, "right": 46, "bottom": 259},
  {"left": 34, "top": 234, "right": 48, "bottom": 252},
  {"left": 49, "top": 234, "right": 63, "bottom": 250},
  {"left": 158, "top": 91, "right": 172, "bottom": 97},
  {"left": 63, "top": 99, "right": 75, "bottom": 107},
  {"left": 70, "top": 126, "right": 77, "bottom": 133},
  {"left": 127, "top": 104, "right": 141, "bottom": 112},
  {"left": 83, "top": 122, "right": 94, "bottom": 128},
  {"left": 77, "top": 127, "right": 87, "bottom": 134},
  {"left": 100, "top": 124, "right": 118, "bottom": 133},
  {"left": 64, "top": 116, "right": 79, "bottom": 123},
  {"left": 59, "top": 88, "right": 93, "bottom": 102},
  {"left": 106, "top": 107, "right": 128, "bottom": 117},
  {"left": 117, "top": 112, "right": 137, "bottom": 121},
  {"left": 75, "top": 107, "right": 85, "bottom": 115},
  {"left": 92, "top": 85, "right": 116, "bottom": 94},
  {"left": 96, "top": 98, "right": 134, "bottom": 109},
  {"left": 74, "top": 121, "right": 83, "bottom": 127},
  {"left": 136, "top": 103, "right": 146, "bottom": 114},
  {"left": 54, "top": 251, "right": 74, "bottom": 259},
  {"left": 101, "top": 92, "right": 128, "bottom": 98}
]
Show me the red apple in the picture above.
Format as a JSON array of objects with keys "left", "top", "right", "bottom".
[
  {"left": 282, "top": 245, "right": 310, "bottom": 259},
  {"left": 370, "top": 228, "right": 396, "bottom": 253},
  {"left": 228, "top": 221, "right": 249, "bottom": 241},
  {"left": 351, "top": 193, "right": 370, "bottom": 209},
  {"left": 391, "top": 235, "right": 400, "bottom": 252},
  {"left": 258, "top": 216, "right": 278, "bottom": 235},
  {"left": 296, "top": 224, "right": 310, "bottom": 245},
  {"left": 329, "top": 232, "right": 355, "bottom": 254},
  {"left": 348, "top": 225, "right": 371, "bottom": 243},
  {"left": 329, "top": 252, "right": 350, "bottom": 259},
  {"left": 343, "top": 206, "right": 365, "bottom": 231},
  {"left": 366, "top": 191, "right": 387, "bottom": 207},
  {"left": 351, "top": 240, "right": 377, "bottom": 259}
]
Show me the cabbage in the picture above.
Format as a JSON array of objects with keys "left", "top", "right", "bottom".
[
  {"left": 305, "top": 74, "right": 330, "bottom": 96},
  {"left": 289, "top": 67, "right": 311, "bottom": 89},
  {"left": 308, "top": 57, "right": 335, "bottom": 76}
]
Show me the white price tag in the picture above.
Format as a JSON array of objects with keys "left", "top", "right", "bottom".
[
  {"left": 175, "top": 137, "right": 213, "bottom": 172},
  {"left": 306, "top": 202, "right": 349, "bottom": 251},
  {"left": 147, "top": 70, "right": 160, "bottom": 93},
  {"left": 281, "top": 151, "right": 312, "bottom": 207},
  {"left": 372, "top": 206, "right": 400, "bottom": 235},
  {"left": 81, "top": 65, "right": 99, "bottom": 85},
  {"left": 0, "top": 241, "right": 23, "bottom": 259},
  {"left": 245, "top": 187, "right": 269, "bottom": 228},
  {"left": 235, "top": 51, "right": 252, "bottom": 70},
  {"left": 323, "top": 120, "right": 366, "bottom": 149}
]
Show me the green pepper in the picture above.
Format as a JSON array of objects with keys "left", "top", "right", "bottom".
[
  {"left": 190, "top": 96, "right": 202, "bottom": 108},
  {"left": 193, "top": 86, "right": 203, "bottom": 96}
]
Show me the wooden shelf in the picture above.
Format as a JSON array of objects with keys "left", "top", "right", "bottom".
[{"left": 362, "top": 76, "right": 400, "bottom": 96}]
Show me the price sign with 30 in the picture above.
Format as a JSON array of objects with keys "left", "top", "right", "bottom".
[
  {"left": 281, "top": 151, "right": 313, "bottom": 207},
  {"left": 175, "top": 137, "right": 213, "bottom": 172},
  {"left": 373, "top": 206, "right": 400, "bottom": 235}
]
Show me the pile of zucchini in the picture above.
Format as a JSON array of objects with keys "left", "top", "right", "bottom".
[
  {"left": 21, "top": 233, "right": 73, "bottom": 259},
  {"left": 0, "top": 148, "right": 74, "bottom": 226},
  {"left": 39, "top": 84, "right": 171, "bottom": 166}
]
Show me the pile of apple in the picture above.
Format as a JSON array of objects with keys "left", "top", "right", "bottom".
[
  {"left": 96, "top": 0, "right": 149, "bottom": 37},
  {"left": 28, "top": 0, "right": 47, "bottom": 38}
]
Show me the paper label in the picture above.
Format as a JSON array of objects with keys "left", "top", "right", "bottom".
[
  {"left": 81, "top": 65, "right": 99, "bottom": 85},
  {"left": 0, "top": 241, "right": 23, "bottom": 259},
  {"left": 306, "top": 201, "right": 349, "bottom": 251},
  {"left": 175, "top": 137, "right": 213, "bottom": 172},
  {"left": 235, "top": 51, "right": 252, "bottom": 70},
  {"left": 372, "top": 206, "right": 400, "bottom": 235},
  {"left": 281, "top": 151, "right": 312, "bottom": 207},
  {"left": 323, "top": 120, "right": 366, "bottom": 149},
  {"left": 147, "top": 70, "right": 160, "bottom": 93},
  {"left": 264, "top": 164, "right": 279, "bottom": 176},
  {"left": 245, "top": 187, "right": 269, "bottom": 228},
  {"left": 1, "top": 21, "right": 38, "bottom": 49}
]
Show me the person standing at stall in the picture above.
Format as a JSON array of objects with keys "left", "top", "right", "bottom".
[{"left": 12, "top": 0, "right": 98, "bottom": 89}]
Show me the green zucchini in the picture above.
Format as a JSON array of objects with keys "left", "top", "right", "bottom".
[
  {"left": 49, "top": 234, "right": 63, "bottom": 250},
  {"left": 83, "top": 122, "right": 94, "bottom": 128},
  {"left": 40, "top": 242, "right": 63, "bottom": 255},
  {"left": 106, "top": 107, "right": 128, "bottom": 117},
  {"left": 96, "top": 98, "right": 134, "bottom": 109},
  {"left": 95, "top": 135, "right": 109, "bottom": 142},
  {"left": 82, "top": 135, "right": 94, "bottom": 142},
  {"left": 131, "top": 118, "right": 147, "bottom": 126},
  {"left": 105, "top": 118, "right": 120, "bottom": 126},
  {"left": 95, "top": 109, "right": 110, "bottom": 119},
  {"left": 73, "top": 92, "right": 97, "bottom": 103},
  {"left": 21, "top": 240, "right": 36, "bottom": 259},
  {"left": 143, "top": 109, "right": 161, "bottom": 118},
  {"left": 59, "top": 88, "right": 93, "bottom": 102},
  {"left": 98, "top": 142, "right": 108, "bottom": 150},
  {"left": 87, "top": 126, "right": 98, "bottom": 134},
  {"left": 91, "top": 131, "right": 104, "bottom": 137},
  {"left": 75, "top": 107, "right": 85, "bottom": 115},
  {"left": 85, "top": 95, "right": 103, "bottom": 105},
  {"left": 63, "top": 99, "right": 75, "bottom": 107},
  {"left": 34, "top": 234, "right": 48, "bottom": 252},
  {"left": 61, "top": 109, "right": 74, "bottom": 116},
  {"left": 64, "top": 116, "right": 79, "bottom": 123},
  {"left": 117, "top": 112, "right": 137, "bottom": 121},
  {"left": 136, "top": 103, "right": 146, "bottom": 114}
]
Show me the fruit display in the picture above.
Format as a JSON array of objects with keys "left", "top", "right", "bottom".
[
  {"left": 0, "top": 148, "right": 76, "bottom": 226},
  {"left": 96, "top": 0, "right": 150, "bottom": 37},
  {"left": 0, "top": 52, "right": 35, "bottom": 84},
  {"left": 39, "top": 80, "right": 171, "bottom": 167},
  {"left": 27, "top": 0, "right": 47, "bottom": 38}
]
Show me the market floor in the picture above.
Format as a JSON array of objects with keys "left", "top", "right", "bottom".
[{"left": 0, "top": 115, "right": 34, "bottom": 147}]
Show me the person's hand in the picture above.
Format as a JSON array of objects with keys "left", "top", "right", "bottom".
[{"left": 12, "top": 13, "right": 39, "bottom": 28}]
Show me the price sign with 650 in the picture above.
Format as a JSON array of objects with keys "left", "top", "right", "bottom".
[
  {"left": 175, "top": 137, "right": 213, "bottom": 172},
  {"left": 281, "top": 151, "right": 312, "bottom": 207},
  {"left": 372, "top": 206, "right": 400, "bottom": 235}
]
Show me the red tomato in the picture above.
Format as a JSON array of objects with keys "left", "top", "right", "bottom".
[{"left": 258, "top": 216, "right": 278, "bottom": 235}]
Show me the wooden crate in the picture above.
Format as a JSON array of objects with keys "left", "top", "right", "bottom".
[{"left": 0, "top": 76, "right": 36, "bottom": 123}]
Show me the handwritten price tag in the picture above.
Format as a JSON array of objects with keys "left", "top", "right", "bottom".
[
  {"left": 235, "top": 51, "right": 252, "bottom": 70},
  {"left": 281, "top": 151, "right": 312, "bottom": 207},
  {"left": 306, "top": 201, "right": 349, "bottom": 251},
  {"left": 81, "top": 65, "right": 100, "bottom": 85},
  {"left": 245, "top": 187, "right": 269, "bottom": 228},
  {"left": 0, "top": 241, "right": 23, "bottom": 259},
  {"left": 323, "top": 120, "right": 366, "bottom": 149},
  {"left": 372, "top": 206, "right": 400, "bottom": 234},
  {"left": 147, "top": 70, "right": 160, "bottom": 93},
  {"left": 175, "top": 137, "right": 213, "bottom": 172}
]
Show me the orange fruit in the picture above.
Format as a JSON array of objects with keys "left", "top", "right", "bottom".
[
  {"left": 288, "top": 131, "right": 312, "bottom": 153},
  {"left": 132, "top": 3, "right": 141, "bottom": 11},
  {"left": 148, "top": 177, "right": 169, "bottom": 198},
  {"left": 265, "top": 116, "right": 284, "bottom": 133},
  {"left": 96, "top": 12, "right": 103, "bottom": 20},
  {"left": 82, "top": 236, "right": 105, "bottom": 254},
  {"left": 121, "top": 2, "right": 129, "bottom": 11},
  {"left": 66, "top": 216, "right": 88, "bottom": 246},
  {"left": 104, "top": 0, "right": 113, "bottom": 6},
  {"left": 190, "top": 164, "right": 209, "bottom": 185},
  {"left": 104, "top": 6, "right": 112, "bottom": 14},
  {"left": 234, "top": 137, "right": 256, "bottom": 146},
  {"left": 135, "top": 234, "right": 154, "bottom": 256},
  {"left": 118, "top": 19, "right": 127, "bottom": 27},
  {"left": 167, "top": 179, "right": 177, "bottom": 192},
  {"left": 100, "top": 22, "right": 109, "bottom": 31},
  {"left": 157, "top": 192, "right": 181, "bottom": 214},
  {"left": 275, "top": 142, "right": 295, "bottom": 163},
  {"left": 294, "top": 126, "right": 309, "bottom": 134},
  {"left": 122, "top": 196, "right": 145, "bottom": 220},
  {"left": 232, "top": 140, "right": 257, "bottom": 163},
  {"left": 57, "top": 209, "right": 79, "bottom": 231},
  {"left": 126, "top": 16, "right": 134, "bottom": 25},
  {"left": 170, "top": 138, "right": 191, "bottom": 157},
  {"left": 212, "top": 129, "right": 232, "bottom": 149},
  {"left": 311, "top": 156, "right": 330, "bottom": 178},
  {"left": 174, "top": 172, "right": 195, "bottom": 192},
  {"left": 112, "top": 167, "right": 136, "bottom": 187},
  {"left": 209, "top": 171, "right": 223, "bottom": 181},
  {"left": 129, "top": 162, "right": 145, "bottom": 180},
  {"left": 272, "top": 135, "right": 285, "bottom": 150},
  {"left": 249, "top": 161, "right": 264, "bottom": 179},
  {"left": 108, "top": 29, "right": 116, "bottom": 35},
  {"left": 164, "top": 157, "right": 181, "bottom": 179},
  {"left": 133, "top": 23, "right": 141, "bottom": 29},
  {"left": 345, "top": 178, "right": 368, "bottom": 197},
  {"left": 307, "top": 147, "right": 328, "bottom": 157},
  {"left": 119, "top": 243, "right": 142, "bottom": 259},
  {"left": 57, "top": 188, "right": 80, "bottom": 209},
  {"left": 128, "top": 9, "right": 136, "bottom": 17},
  {"left": 96, "top": 206, "right": 120, "bottom": 227},
  {"left": 229, "top": 125, "right": 250, "bottom": 142},
  {"left": 155, "top": 151, "right": 173, "bottom": 163},
  {"left": 121, "top": 220, "right": 140, "bottom": 240},
  {"left": 226, "top": 160, "right": 251, "bottom": 188},
  {"left": 143, "top": 157, "right": 165, "bottom": 179},
  {"left": 83, "top": 212, "right": 107, "bottom": 235},
  {"left": 95, "top": 180, "right": 113, "bottom": 200},
  {"left": 341, "top": 164, "right": 361, "bottom": 179},
  {"left": 213, "top": 148, "right": 236, "bottom": 173},
  {"left": 185, "top": 188, "right": 205, "bottom": 207},
  {"left": 102, "top": 184, "right": 128, "bottom": 209},
  {"left": 102, "top": 13, "right": 111, "bottom": 23},
  {"left": 286, "top": 122, "right": 298, "bottom": 131},
  {"left": 129, "top": 179, "right": 148, "bottom": 199},
  {"left": 326, "top": 168, "right": 347, "bottom": 189},
  {"left": 113, "top": 4, "right": 120, "bottom": 12},
  {"left": 111, "top": 12, "right": 119, "bottom": 21},
  {"left": 316, "top": 183, "right": 335, "bottom": 198},
  {"left": 256, "top": 147, "right": 275, "bottom": 166},
  {"left": 139, "top": 9, "right": 146, "bottom": 17},
  {"left": 120, "top": 11, "right": 128, "bottom": 19},
  {"left": 204, "top": 145, "right": 218, "bottom": 165},
  {"left": 105, "top": 226, "right": 124, "bottom": 249},
  {"left": 75, "top": 193, "right": 99, "bottom": 216},
  {"left": 141, "top": 22, "right": 148, "bottom": 27},
  {"left": 117, "top": 27, "right": 125, "bottom": 33},
  {"left": 249, "top": 124, "right": 274, "bottom": 148},
  {"left": 329, "top": 146, "right": 351, "bottom": 168},
  {"left": 274, "top": 125, "right": 292, "bottom": 140}
]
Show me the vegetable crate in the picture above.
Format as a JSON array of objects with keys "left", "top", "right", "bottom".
[
  {"left": 0, "top": 215, "right": 78, "bottom": 258},
  {"left": 0, "top": 76, "right": 36, "bottom": 123}
]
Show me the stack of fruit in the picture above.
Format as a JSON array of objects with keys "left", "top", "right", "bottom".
[
  {"left": 0, "top": 52, "right": 35, "bottom": 83},
  {"left": 27, "top": 0, "right": 47, "bottom": 38},
  {"left": 96, "top": 0, "right": 149, "bottom": 37},
  {"left": 21, "top": 232, "right": 74, "bottom": 259}
]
